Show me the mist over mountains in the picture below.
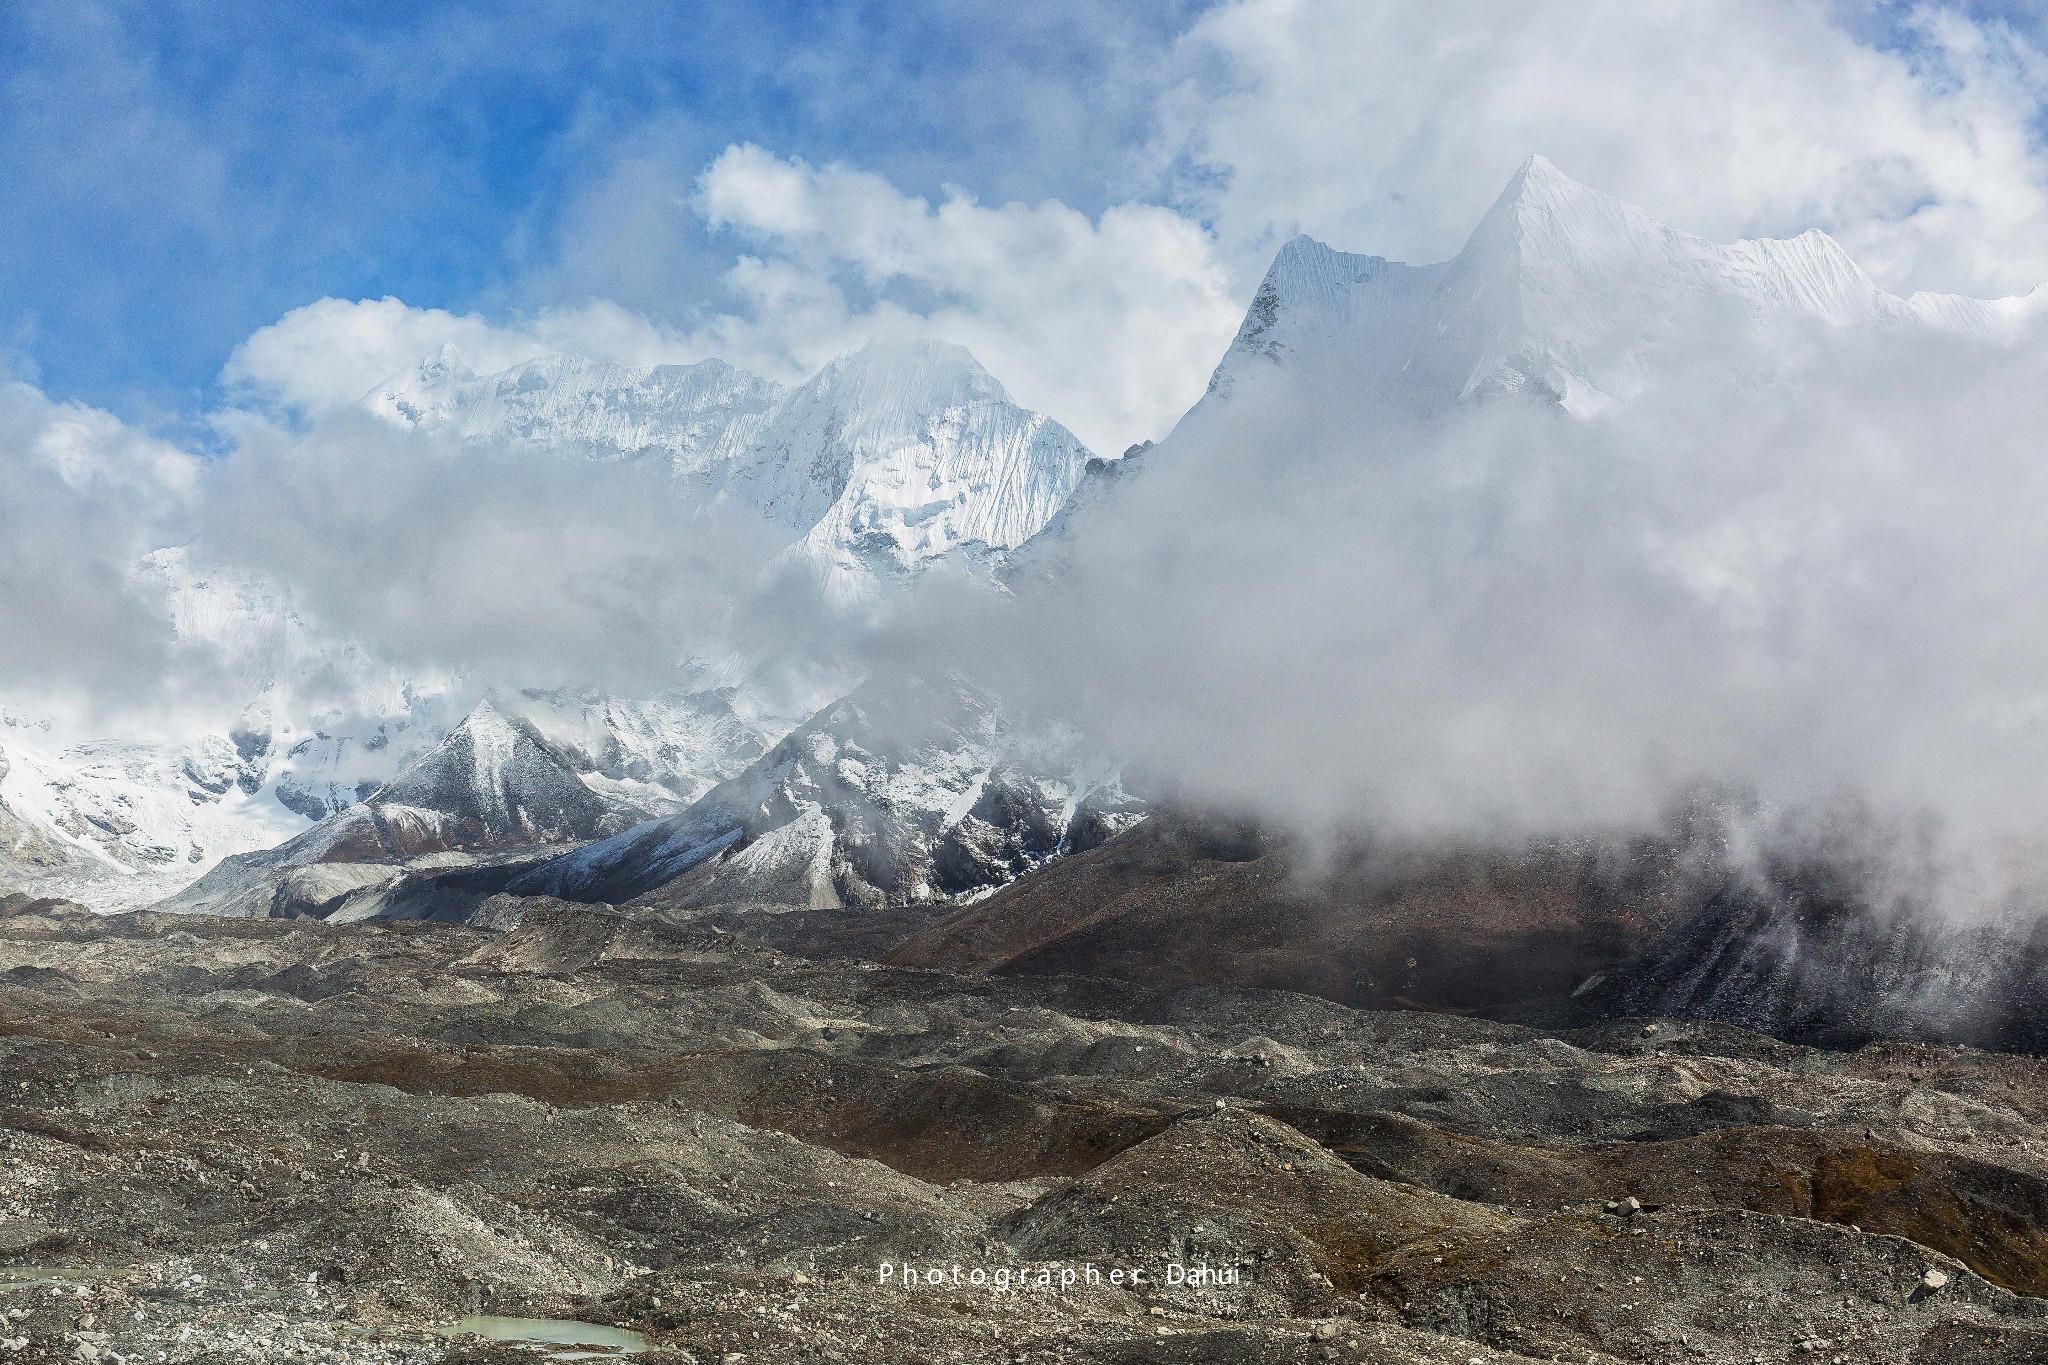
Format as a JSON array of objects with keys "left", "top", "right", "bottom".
[
  {"left": 20, "top": 8, "right": 2048, "bottom": 1359},
  {"left": 944, "top": 159, "right": 2048, "bottom": 864},
  {"left": 5, "top": 157, "right": 2048, "bottom": 956}
]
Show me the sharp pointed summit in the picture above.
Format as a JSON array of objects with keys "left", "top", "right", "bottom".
[
  {"left": 757, "top": 337, "right": 1097, "bottom": 599},
  {"left": 426, "top": 339, "right": 472, "bottom": 375},
  {"left": 1476, "top": 152, "right": 1608, "bottom": 223},
  {"left": 1195, "top": 156, "right": 2047, "bottom": 424}
]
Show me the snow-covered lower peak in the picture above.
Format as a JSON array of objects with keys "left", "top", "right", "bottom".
[
  {"left": 1200, "top": 155, "right": 2048, "bottom": 419},
  {"left": 511, "top": 672, "right": 1145, "bottom": 912},
  {"left": 344, "top": 696, "right": 637, "bottom": 852},
  {"left": 765, "top": 339, "right": 1097, "bottom": 602},
  {"left": 150, "top": 683, "right": 780, "bottom": 918}
]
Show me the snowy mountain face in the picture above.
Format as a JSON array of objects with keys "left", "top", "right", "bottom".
[
  {"left": 0, "top": 712, "right": 300, "bottom": 909},
  {"left": 769, "top": 341, "right": 1097, "bottom": 595},
  {"left": 506, "top": 685, "right": 770, "bottom": 813},
  {"left": 1198, "top": 155, "right": 2046, "bottom": 422},
  {"left": 372, "top": 337, "right": 1099, "bottom": 594},
  {"left": 508, "top": 673, "right": 1145, "bottom": 914},
  {"left": 0, "top": 336, "right": 1092, "bottom": 913},
  {"left": 152, "top": 685, "right": 775, "bottom": 919},
  {"left": 349, "top": 697, "right": 642, "bottom": 851}
]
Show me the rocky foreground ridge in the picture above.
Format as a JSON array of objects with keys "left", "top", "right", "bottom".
[{"left": 1, "top": 890, "right": 2045, "bottom": 1362}]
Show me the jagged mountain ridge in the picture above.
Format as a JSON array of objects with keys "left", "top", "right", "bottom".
[
  {"left": 19, "top": 155, "right": 2048, "bottom": 937},
  {"left": 151, "top": 693, "right": 707, "bottom": 919},
  {"left": 0, "top": 337, "right": 1098, "bottom": 910},
  {"left": 370, "top": 336, "right": 1099, "bottom": 586},
  {"left": 508, "top": 673, "right": 1146, "bottom": 914},
  {"left": 1198, "top": 154, "right": 2046, "bottom": 420},
  {"left": 147, "top": 672, "right": 1147, "bottom": 923}
]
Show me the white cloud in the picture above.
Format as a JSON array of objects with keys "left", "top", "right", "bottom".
[
  {"left": 196, "top": 410, "right": 793, "bottom": 692},
  {"left": 688, "top": 144, "right": 1243, "bottom": 453},
  {"left": 936, "top": 313, "right": 2048, "bottom": 915},
  {"left": 27, "top": 389, "right": 198, "bottom": 500},
  {"left": 1158, "top": 0, "right": 2048, "bottom": 299},
  {"left": 227, "top": 147, "right": 1246, "bottom": 456},
  {"left": 0, "top": 381, "right": 196, "bottom": 696},
  {"left": 266, "top": 4, "right": 2047, "bottom": 458}
]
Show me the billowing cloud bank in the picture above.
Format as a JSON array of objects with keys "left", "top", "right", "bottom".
[
  {"left": 195, "top": 413, "right": 793, "bottom": 694},
  {"left": 0, "top": 381, "right": 194, "bottom": 702},
  {"left": 1158, "top": 0, "right": 2048, "bottom": 298},
  {"left": 931, "top": 314, "right": 2048, "bottom": 917}
]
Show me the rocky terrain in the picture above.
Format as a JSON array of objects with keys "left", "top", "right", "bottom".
[{"left": 2, "top": 887, "right": 2045, "bottom": 1363}]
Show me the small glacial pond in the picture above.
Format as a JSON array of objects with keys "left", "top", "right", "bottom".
[
  {"left": 441, "top": 1316, "right": 649, "bottom": 1357},
  {"left": 0, "top": 1267, "right": 135, "bottom": 1290}
]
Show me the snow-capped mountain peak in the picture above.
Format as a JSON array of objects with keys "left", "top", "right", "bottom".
[
  {"left": 797, "top": 337, "right": 1014, "bottom": 433},
  {"left": 359, "top": 694, "right": 623, "bottom": 847},
  {"left": 368, "top": 342, "right": 477, "bottom": 425},
  {"left": 1199, "top": 154, "right": 2048, "bottom": 421},
  {"left": 772, "top": 338, "right": 1098, "bottom": 595},
  {"left": 1470, "top": 153, "right": 1892, "bottom": 330}
]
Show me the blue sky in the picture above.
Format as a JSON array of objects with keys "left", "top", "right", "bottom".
[
  {"left": 3, "top": 0, "right": 2045, "bottom": 445},
  {"left": 0, "top": 0, "right": 1197, "bottom": 424}
]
